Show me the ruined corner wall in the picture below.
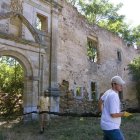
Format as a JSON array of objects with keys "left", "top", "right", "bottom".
[
  {"left": 58, "top": 0, "right": 139, "bottom": 106},
  {"left": 93, "top": 25, "right": 139, "bottom": 102}
]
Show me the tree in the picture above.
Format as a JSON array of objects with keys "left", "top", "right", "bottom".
[
  {"left": 128, "top": 57, "right": 140, "bottom": 109},
  {"left": 78, "top": 0, "right": 133, "bottom": 43},
  {"left": 0, "top": 56, "right": 24, "bottom": 118},
  {"left": 67, "top": 0, "right": 140, "bottom": 47},
  {"left": 79, "top": 0, "right": 124, "bottom": 24},
  {"left": 66, "top": 0, "right": 78, "bottom": 6},
  {"left": 132, "top": 25, "right": 140, "bottom": 48}
]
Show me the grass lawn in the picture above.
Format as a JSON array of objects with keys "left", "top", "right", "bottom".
[{"left": 0, "top": 114, "right": 140, "bottom": 140}]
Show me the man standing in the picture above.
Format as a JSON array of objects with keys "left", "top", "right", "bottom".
[
  {"left": 38, "top": 90, "right": 50, "bottom": 134},
  {"left": 98, "top": 76, "right": 132, "bottom": 140}
]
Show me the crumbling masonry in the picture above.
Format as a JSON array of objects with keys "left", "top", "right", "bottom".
[{"left": 0, "top": 0, "right": 139, "bottom": 118}]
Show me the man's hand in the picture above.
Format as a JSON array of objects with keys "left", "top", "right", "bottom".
[{"left": 123, "top": 111, "right": 133, "bottom": 117}]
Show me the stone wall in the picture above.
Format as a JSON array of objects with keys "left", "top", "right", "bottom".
[
  {"left": 59, "top": 80, "right": 98, "bottom": 113},
  {"left": 0, "top": 0, "right": 50, "bottom": 117},
  {"left": 0, "top": 0, "right": 139, "bottom": 116},
  {"left": 0, "top": 0, "right": 63, "bottom": 117},
  {"left": 57, "top": 0, "right": 139, "bottom": 107}
]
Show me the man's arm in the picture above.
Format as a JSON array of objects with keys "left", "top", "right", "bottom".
[
  {"left": 98, "top": 92, "right": 105, "bottom": 113},
  {"left": 111, "top": 112, "right": 124, "bottom": 118},
  {"left": 98, "top": 99, "right": 103, "bottom": 112},
  {"left": 111, "top": 112, "right": 133, "bottom": 118},
  {"left": 37, "top": 97, "right": 41, "bottom": 109}
]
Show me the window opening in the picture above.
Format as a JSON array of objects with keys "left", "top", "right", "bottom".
[
  {"left": 117, "top": 51, "right": 122, "bottom": 61},
  {"left": 75, "top": 87, "right": 82, "bottom": 97},
  {"left": 91, "top": 82, "right": 96, "bottom": 99},
  {"left": 36, "top": 14, "right": 48, "bottom": 32},
  {"left": 87, "top": 39, "right": 98, "bottom": 63}
]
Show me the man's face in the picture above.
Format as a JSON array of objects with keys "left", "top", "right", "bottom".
[{"left": 114, "top": 83, "right": 123, "bottom": 92}]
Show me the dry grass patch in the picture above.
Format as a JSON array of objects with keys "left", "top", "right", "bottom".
[{"left": 0, "top": 114, "right": 140, "bottom": 140}]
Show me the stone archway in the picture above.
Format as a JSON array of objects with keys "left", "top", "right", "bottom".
[
  {"left": 0, "top": 4, "right": 60, "bottom": 115},
  {"left": 0, "top": 11, "right": 42, "bottom": 119},
  {"left": 0, "top": 50, "right": 36, "bottom": 118}
]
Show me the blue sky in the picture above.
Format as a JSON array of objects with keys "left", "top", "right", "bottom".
[{"left": 109, "top": 0, "right": 140, "bottom": 26}]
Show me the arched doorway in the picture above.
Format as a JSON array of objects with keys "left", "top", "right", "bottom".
[
  {"left": 0, "top": 56, "right": 24, "bottom": 118},
  {"left": 0, "top": 50, "right": 35, "bottom": 119}
]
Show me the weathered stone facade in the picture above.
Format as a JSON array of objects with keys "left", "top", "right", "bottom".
[
  {"left": 0, "top": 0, "right": 139, "bottom": 118},
  {"left": 57, "top": 1, "right": 139, "bottom": 105},
  {"left": 0, "top": 0, "right": 62, "bottom": 118}
]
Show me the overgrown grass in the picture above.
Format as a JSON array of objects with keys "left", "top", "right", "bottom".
[{"left": 0, "top": 114, "right": 140, "bottom": 140}]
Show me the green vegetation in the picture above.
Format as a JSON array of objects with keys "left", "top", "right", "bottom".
[
  {"left": 0, "top": 56, "right": 24, "bottom": 118},
  {"left": 67, "top": 0, "right": 140, "bottom": 47},
  {"left": 0, "top": 114, "right": 140, "bottom": 140},
  {"left": 128, "top": 57, "right": 140, "bottom": 109}
]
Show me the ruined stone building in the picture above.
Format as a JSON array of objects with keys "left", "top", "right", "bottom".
[{"left": 0, "top": 0, "right": 139, "bottom": 117}]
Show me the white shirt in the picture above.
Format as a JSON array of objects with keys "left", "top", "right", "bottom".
[{"left": 101, "top": 89, "right": 121, "bottom": 130}]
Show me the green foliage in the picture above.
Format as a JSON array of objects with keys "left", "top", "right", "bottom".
[
  {"left": 0, "top": 56, "right": 24, "bottom": 118},
  {"left": 128, "top": 57, "right": 140, "bottom": 81},
  {"left": 132, "top": 25, "right": 140, "bottom": 47},
  {"left": 79, "top": 0, "right": 123, "bottom": 24},
  {"left": 87, "top": 40, "right": 97, "bottom": 62},
  {"left": 67, "top": 0, "right": 140, "bottom": 47},
  {"left": 128, "top": 57, "right": 140, "bottom": 108},
  {"left": 78, "top": 0, "right": 133, "bottom": 44},
  {"left": 66, "top": 0, "right": 78, "bottom": 6}
]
